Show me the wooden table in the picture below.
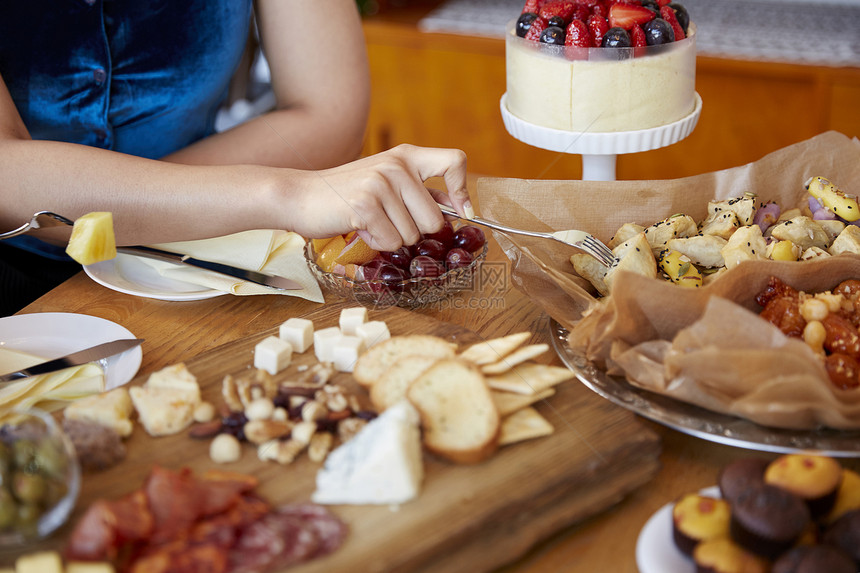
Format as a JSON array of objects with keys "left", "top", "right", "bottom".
[{"left": 16, "top": 235, "right": 860, "bottom": 573}]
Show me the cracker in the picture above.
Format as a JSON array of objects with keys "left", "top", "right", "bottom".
[
  {"left": 458, "top": 332, "right": 531, "bottom": 366},
  {"left": 491, "top": 388, "right": 555, "bottom": 417},
  {"left": 486, "top": 362, "right": 574, "bottom": 395},
  {"left": 480, "top": 344, "right": 550, "bottom": 375},
  {"left": 498, "top": 407, "right": 554, "bottom": 446}
]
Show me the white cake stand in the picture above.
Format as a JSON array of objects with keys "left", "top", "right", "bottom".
[{"left": 500, "top": 92, "right": 703, "bottom": 181}]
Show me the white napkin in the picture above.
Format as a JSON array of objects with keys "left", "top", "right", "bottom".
[
  {"left": 0, "top": 348, "right": 104, "bottom": 413},
  {"left": 141, "top": 230, "right": 324, "bottom": 302}
]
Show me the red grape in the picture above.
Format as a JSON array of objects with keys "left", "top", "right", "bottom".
[
  {"left": 445, "top": 248, "right": 473, "bottom": 269},
  {"left": 415, "top": 238, "right": 446, "bottom": 261},
  {"left": 379, "top": 246, "right": 411, "bottom": 270},
  {"left": 452, "top": 226, "right": 485, "bottom": 253},
  {"left": 424, "top": 221, "right": 455, "bottom": 249},
  {"left": 409, "top": 255, "right": 445, "bottom": 278}
]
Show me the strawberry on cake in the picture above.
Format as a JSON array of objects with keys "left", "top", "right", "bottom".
[{"left": 505, "top": 0, "right": 696, "bottom": 133}]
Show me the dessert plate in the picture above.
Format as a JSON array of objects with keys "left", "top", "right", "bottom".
[
  {"left": 0, "top": 312, "right": 143, "bottom": 390},
  {"left": 549, "top": 319, "right": 860, "bottom": 457},
  {"left": 636, "top": 486, "right": 719, "bottom": 573},
  {"left": 84, "top": 253, "right": 225, "bottom": 301}
]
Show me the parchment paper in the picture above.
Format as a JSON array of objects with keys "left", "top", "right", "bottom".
[{"left": 477, "top": 131, "right": 860, "bottom": 429}]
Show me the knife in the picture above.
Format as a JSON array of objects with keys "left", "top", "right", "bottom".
[
  {"left": 117, "top": 246, "right": 302, "bottom": 291},
  {"left": 0, "top": 338, "right": 144, "bottom": 383}
]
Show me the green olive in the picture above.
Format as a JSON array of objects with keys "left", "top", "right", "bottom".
[
  {"left": 0, "top": 488, "right": 16, "bottom": 529},
  {"left": 11, "top": 439, "right": 36, "bottom": 470},
  {"left": 12, "top": 471, "right": 46, "bottom": 504},
  {"left": 34, "top": 439, "right": 66, "bottom": 477},
  {"left": 16, "top": 502, "right": 40, "bottom": 533}
]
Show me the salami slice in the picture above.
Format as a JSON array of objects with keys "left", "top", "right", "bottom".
[
  {"left": 229, "top": 513, "right": 318, "bottom": 573},
  {"left": 275, "top": 503, "right": 348, "bottom": 557}
]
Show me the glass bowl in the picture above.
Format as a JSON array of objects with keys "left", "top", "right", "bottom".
[
  {"left": 0, "top": 409, "right": 80, "bottom": 546},
  {"left": 305, "top": 240, "right": 488, "bottom": 309}
]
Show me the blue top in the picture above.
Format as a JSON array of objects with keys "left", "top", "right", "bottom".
[
  {"left": 0, "top": 0, "right": 252, "bottom": 158},
  {"left": 0, "top": 0, "right": 253, "bottom": 257}
]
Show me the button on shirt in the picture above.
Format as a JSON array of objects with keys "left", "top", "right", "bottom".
[{"left": 0, "top": 0, "right": 253, "bottom": 159}]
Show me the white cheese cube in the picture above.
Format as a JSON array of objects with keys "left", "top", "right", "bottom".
[
  {"left": 279, "top": 317, "right": 314, "bottom": 353},
  {"left": 332, "top": 335, "right": 367, "bottom": 373},
  {"left": 339, "top": 307, "right": 368, "bottom": 336},
  {"left": 314, "top": 326, "right": 343, "bottom": 363},
  {"left": 254, "top": 335, "right": 292, "bottom": 375},
  {"left": 312, "top": 400, "right": 423, "bottom": 505},
  {"left": 355, "top": 320, "right": 390, "bottom": 349},
  {"left": 15, "top": 551, "right": 63, "bottom": 573}
]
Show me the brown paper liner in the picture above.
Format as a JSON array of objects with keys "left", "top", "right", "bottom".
[{"left": 477, "top": 131, "right": 860, "bottom": 430}]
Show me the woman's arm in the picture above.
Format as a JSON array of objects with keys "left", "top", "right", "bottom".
[
  {"left": 0, "top": 77, "right": 468, "bottom": 251},
  {"left": 162, "top": 0, "right": 370, "bottom": 170}
]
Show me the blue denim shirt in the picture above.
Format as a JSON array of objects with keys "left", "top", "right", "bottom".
[{"left": 0, "top": 0, "right": 252, "bottom": 256}]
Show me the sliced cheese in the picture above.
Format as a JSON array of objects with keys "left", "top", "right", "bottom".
[{"left": 312, "top": 400, "right": 423, "bottom": 505}]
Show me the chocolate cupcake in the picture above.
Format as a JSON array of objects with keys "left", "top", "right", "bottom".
[
  {"left": 764, "top": 454, "right": 842, "bottom": 519},
  {"left": 672, "top": 493, "right": 731, "bottom": 556},
  {"left": 692, "top": 537, "right": 769, "bottom": 573},
  {"left": 718, "top": 458, "right": 769, "bottom": 505},
  {"left": 730, "top": 483, "right": 810, "bottom": 559},
  {"left": 822, "top": 509, "right": 860, "bottom": 565},
  {"left": 771, "top": 545, "right": 856, "bottom": 573},
  {"left": 826, "top": 468, "right": 860, "bottom": 524}
]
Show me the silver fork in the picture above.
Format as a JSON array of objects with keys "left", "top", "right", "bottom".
[
  {"left": 0, "top": 211, "right": 74, "bottom": 240},
  {"left": 437, "top": 204, "right": 615, "bottom": 267}
]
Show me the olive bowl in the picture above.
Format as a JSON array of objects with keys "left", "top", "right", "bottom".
[{"left": 0, "top": 408, "right": 80, "bottom": 546}]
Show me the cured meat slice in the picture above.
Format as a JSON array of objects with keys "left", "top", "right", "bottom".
[
  {"left": 275, "top": 503, "right": 349, "bottom": 557},
  {"left": 229, "top": 513, "right": 319, "bottom": 573}
]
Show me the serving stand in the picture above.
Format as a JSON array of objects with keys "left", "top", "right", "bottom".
[{"left": 500, "top": 92, "right": 703, "bottom": 181}]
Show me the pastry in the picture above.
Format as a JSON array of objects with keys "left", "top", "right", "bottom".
[
  {"left": 671, "top": 493, "right": 731, "bottom": 556},
  {"left": 764, "top": 454, "right": 842, "bottom": 519},
  {"left": 729, "top": 483, "right": 810, "bottom": 559}
]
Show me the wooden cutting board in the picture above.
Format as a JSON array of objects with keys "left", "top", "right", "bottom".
[{"left": 3, "top": 304, "right": 661, "bottom": 572}]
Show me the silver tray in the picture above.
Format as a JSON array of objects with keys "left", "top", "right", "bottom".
[{"left": 549, "top": 319, "right": 860, "bottom": 457}]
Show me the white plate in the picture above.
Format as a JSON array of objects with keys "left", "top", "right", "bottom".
[
  {"left": 636, "top": 486, "right": 720, "bottom": 573},
  {"left": 84, "top": 253, "right": 225, "bottom": 301},
  {"left": 0, "top": 312, "right": 143, "bottom": 390}
]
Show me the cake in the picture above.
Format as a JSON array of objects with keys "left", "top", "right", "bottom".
[
  {"left": 729, "top": 484, "right": 810, "bottom": 559},
  {"left": 771, "top": 545, "right": 856, "bottom": 573},
  {"left": 505, "top": 1, "right": 696, "bottom": 133},
  {"left": 763, "top": 453, "right": 843, "bottom": 519},
  {"left": 718, "top": 458, "right": 769, "bottom": 505},
  {"left": 671, "top": 493, "right": 731, "bottom": 556},
  {"left": 692, "top": 537, "right": 769, "bottom": 573}
]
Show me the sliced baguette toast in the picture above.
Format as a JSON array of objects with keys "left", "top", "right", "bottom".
[
  {"left": 370, "top": 355, "right": 440, "bottom": 412},
  {"left": 353, "top": 335, "right": 456, "bottom": 387},
  {"left": 406, "top": 358, "right": 499, "bottom": 464}
]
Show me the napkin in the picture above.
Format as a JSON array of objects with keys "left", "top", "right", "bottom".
[
  {"left": 0, "top": 348, "right": 104, "bottom": 413},
  {"left": 141, "top": 230, "right": 324, "bottom": 302}
]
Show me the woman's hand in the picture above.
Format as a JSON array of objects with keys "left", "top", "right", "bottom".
[{"left": 281, "top": 144, "right": 470, "bottom": 252}]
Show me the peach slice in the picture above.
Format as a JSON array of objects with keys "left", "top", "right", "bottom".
[
  {"left": 316, "top": 235, "right": 347, "bottom": 273},
  {"left": 334, "top": 235, "right": 378, "bottom": 267}
]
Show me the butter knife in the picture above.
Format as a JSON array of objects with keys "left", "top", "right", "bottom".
[
  {"left": 0, "top": 338, "right": 144, "bottom": 383},
  {"left": 117, "top": 246, "right": 302, "bottom": 291}
]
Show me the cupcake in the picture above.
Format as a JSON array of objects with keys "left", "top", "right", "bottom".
[
  {"left": 764, "top": 454, "right": 842, "bottom": 519},
  {"left": 822, "top": 509, "right": 860, "bottom": 565},
  {"left": 825, "top": 468, "right": 860, "bottom": 524},
  {"left": 672, "top": 493, "right": 731, "bottom": 555},
  {"left": 771, "top": 545, "right": 856, "bottom": 573},
  {"left": 729, "top": 484, "right": 810, "bottom": 559},
  {"left": 692, "top": 537, "right": 769, "bottom": 573},
  {"left": 718, "top": 458, "right": 769, "bottom": 505}
]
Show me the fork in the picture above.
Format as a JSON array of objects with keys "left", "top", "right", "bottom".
[
  {"left": 437, "top": 204, "right": 615, "bottom": 267},
  {"left": 0, "top": 211, "right": 74, "bottom": 240}
]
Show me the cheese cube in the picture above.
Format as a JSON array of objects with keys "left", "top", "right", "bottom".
[
  {"left": 314, "top": 326, "right": 342, "bottom": 363},
  {"left": 339, "top": 307, "right": 368, "bottom": 336},
  {"left": 332, "top": 335, "right": 367, "bottom": 373},
  {"left": 279, "top": 317, "right": 314, "bottom": 353},
  {"left": 254, "top": 336, "right": 293, "bottom": 375},
  {"left": 129, "top": 386, "right": 197, "bottom": 437},
  {"left": 16, "top": 551, "right": 64, "bottom": 573},
  {"left": 355, "top": 320, "right": 390, "bottom": 349},
  {"left": 312, "top": 400, "right": 423, "bottom": 505},
  {"left": 66, "top": 563, "right": 116, "bottom": 573}
]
